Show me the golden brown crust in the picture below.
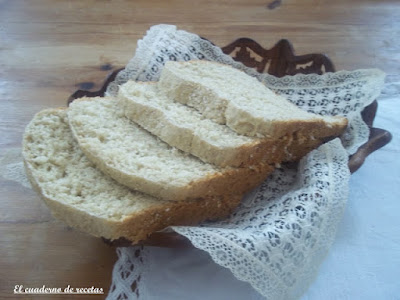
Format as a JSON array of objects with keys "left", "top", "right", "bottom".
[
  {"left": 281, "top": 117, "right": 348, "bottom": 161},
  {"left": 115, "top": 193, "right": 241, "bottom": 244},
  {"left": 217, "top": 117, "right": 347, "bottom": 167}
]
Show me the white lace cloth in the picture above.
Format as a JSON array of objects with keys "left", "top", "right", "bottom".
[
  {"left": 1, "top": 24, "right": 390, "bottom": 300},
  {"left": 103, "top": 25, "right": 386, "bottom": 300}
]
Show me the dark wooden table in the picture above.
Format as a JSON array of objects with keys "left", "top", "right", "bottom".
[{"left": 1, "top": 1, "right": 399, "bottom": 299}]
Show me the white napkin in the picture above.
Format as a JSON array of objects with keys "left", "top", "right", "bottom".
[{"left": 105, "top": 24, "right": 386, "bottom": 300}]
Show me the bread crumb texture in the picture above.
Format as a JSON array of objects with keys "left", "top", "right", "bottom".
[
  {"left": 23, "top": 109, "right": 160, "bottom": 221},
  {"left": 68, "top": 97, "right": 274, "bottom": 201},
  {"left": 22, "top": 109, "right": 241, "bottom": 243},
  {"left": 159, "top": 60, "right": 347, "bottom": 138}
]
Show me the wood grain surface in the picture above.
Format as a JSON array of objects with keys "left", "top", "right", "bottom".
[{"left": 1, "top": 0, "right": 399, "bottom": 299}]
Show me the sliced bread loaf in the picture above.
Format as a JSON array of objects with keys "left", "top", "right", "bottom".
[
  {"left": 158, "top": 60, "right": 348, "bottom": 138},
  {"left": 67, "top": 97, "right": 275, "bottom": 201},
  {"left": 22, "top": 108, "right": 242, "bottom": 244},
  {"left": 119, "top": 81, "right": 288, "bottom": 168}
]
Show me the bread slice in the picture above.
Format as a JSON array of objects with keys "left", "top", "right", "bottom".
[
  {"left": 158, "top": 60, "right": 348, "bottom": 138},
  {"left": 119, "top": 81, "right": 289, "bottom": 168},
  {"left": 119, "top": 81, "right": 347, "bottom": 168},
  {"left": 67, "top": 97, "right": 275, "bottom": 201},
  {"left": 22, "top": 108, "right": 242, "bottom": 244}
]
